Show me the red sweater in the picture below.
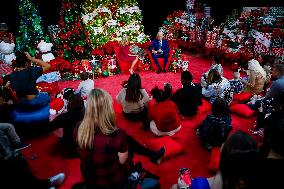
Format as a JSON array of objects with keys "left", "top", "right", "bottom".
[{"left": 148, "top": 100, "right": 181, "bottom": 132}]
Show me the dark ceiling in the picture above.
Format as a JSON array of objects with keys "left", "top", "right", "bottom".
[{"left": 0, "top": 0, "right": 283, "bottom": 37}]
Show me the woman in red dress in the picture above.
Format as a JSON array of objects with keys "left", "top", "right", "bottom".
[{"left": 119, "top": 36, "right": 145, "bottom": 74}]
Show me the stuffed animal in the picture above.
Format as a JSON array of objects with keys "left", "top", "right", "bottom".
[
  {"left": 37, "top": 40, "right": 55, "bottom": 62},
  {"left": 0, "top": 41, "right": 16, "bottom": 64},
  {"left": 49, "top": 88, "right": 75, "bottom": 115}
]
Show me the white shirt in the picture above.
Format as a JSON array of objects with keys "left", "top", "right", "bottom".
[{"left": 75, "top": 78, "right": 94, "bottom": 98}]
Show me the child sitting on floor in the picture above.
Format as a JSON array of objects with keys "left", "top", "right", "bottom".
[
  {"left": 196, "top": 98, "right": 232, "bottom": 150},
  {"left": 229, "top": 71, "right": 243, "bottom": 94},
  {"left": 147, "top": 86, "right": 181, "bottom": 136},
  {"left": 75, "top": 72, "right": 94, "bottom": 100}
]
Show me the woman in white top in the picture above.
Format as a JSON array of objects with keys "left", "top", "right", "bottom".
[
  {"left": 75, "top": 72, "right": 94, "bottom": 99},
  {"left": 116, "top": 73, "right": 149, "bottom": 121}
]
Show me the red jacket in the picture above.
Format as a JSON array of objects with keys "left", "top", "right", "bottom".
[{"left": 148, "top": 100, "right": 181, "bottom": 132}]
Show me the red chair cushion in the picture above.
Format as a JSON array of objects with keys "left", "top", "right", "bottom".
[
  {"left": 208, "top": 147, "right": 220, "bottom": 172},
  {"left": 148, "top": 49, "right": 173, "bottom": 71},
  {"left": 233, "top": 92, "right": 252, "bottom": 101},
  {"left": 198, "top": 99, "right": 211, "bottom": 113},
  {"left": 146, "top": 136, "right": 183, "bottom": 158},
  {"left": 230, "top": 104, "right": 255, "bottom": 117}
]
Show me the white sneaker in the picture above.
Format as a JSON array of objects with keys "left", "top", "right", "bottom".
[{"left": 49, "top": 173, "right": 65, "bottom": 188}]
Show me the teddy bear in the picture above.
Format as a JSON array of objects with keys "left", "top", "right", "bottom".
[
  {"left": 0, "top": 41, "right": 16, "bottom": 65},
  {"left": 37, "top": 40, "right": 55, "bottom": 62}
]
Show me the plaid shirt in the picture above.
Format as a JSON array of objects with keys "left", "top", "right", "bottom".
[{"left": 77, "top": 128, "right": 130, "bottom": 188}]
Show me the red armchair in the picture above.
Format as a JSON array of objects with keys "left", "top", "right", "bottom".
[
  {"left": 114, "top": 46, "right": 141, "bottom": 74},
  {"left": 147, "top": 49, "right": 173, "bottom": 71}
]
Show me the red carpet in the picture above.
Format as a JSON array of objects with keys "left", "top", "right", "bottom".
[{"left": 24, "top": 55, "right": 256, "bottom": 189}]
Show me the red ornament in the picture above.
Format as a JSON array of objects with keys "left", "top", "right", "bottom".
[{"left": 231, "top": 62, "right": 239, "bottom": 71}]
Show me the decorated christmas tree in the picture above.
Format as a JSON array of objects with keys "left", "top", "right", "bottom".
[
  {"left": 82, "top": 0, "right": 149, "bottom": 48},
  {"left": 16, "top": 0, "right": 49, "bottom": 56},
  {"left": 56, "top": 0, "right": 90, "bottom": 62}
]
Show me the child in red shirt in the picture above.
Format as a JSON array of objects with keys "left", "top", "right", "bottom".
[{"left": 148, "top": 85, "right": 181, "bottom": 136}]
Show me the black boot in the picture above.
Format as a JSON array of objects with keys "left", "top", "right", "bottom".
[{"left": 150, "top": 147, "right": 165, "bottom": 165}]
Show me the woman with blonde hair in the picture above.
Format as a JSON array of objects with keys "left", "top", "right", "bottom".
[
  {"left": 242, "top": 59, "right": 266, "bottom": 94},
  {"left": 119, "top": 36, "right": 145, "bottom": 74},
  {"left": 74, "top": 89, "right": 164, "bottom": 189}
]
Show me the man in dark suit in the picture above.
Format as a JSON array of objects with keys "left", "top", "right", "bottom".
[
  {"left": 148, "top": 31, "right": 170, "bottom": 73},
  {"left": 171, "top": 71, "right": 202, "bottom": 117}
]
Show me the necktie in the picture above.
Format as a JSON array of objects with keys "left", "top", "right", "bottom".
[{"left": 158, "top": 40, "right": 162, "bottom": 49}]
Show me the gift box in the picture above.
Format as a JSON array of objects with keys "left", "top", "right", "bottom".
[
  {"left": 0, "top": 32, "right": 14, "bottom": 43},
  {"left": 205, "top": 31, "right": 218, "bottom": 49},
  {"left": 271, "top": 48, "right": 284, "bottom": 57},
  {"left": 189, "top": 29, "right": 197, "bottom": 42},
  {"left": 252, "top": 31, "right": 272, "bottom": 54}
]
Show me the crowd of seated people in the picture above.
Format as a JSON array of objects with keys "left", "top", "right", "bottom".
[{"left": 0, "top": 37, "right": 284, "bottom": 189}]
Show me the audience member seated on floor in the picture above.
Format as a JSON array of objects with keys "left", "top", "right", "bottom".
[
  {"left": 50, "top": 95, "right": 85, "bottom": 157},
  {"left": 148, "top": 31, "right": 170, "bottom": 73},
  {"left": 9, "top": 52, "right": 51, "bottom": 110},
  {"left": 171, "top": 71, "right": 202, "bottom": 117},
  {"left": 74, "top": 89, "right": 165, "bottom": 189},
  {"left": 0, "top": 77, "right": 17, "bottom": 122},
  {"left": 119, "top": 36, "right": 145, "bottom": 75},
  {"left": 263, "top": 63, "right": 272, "bottom": 90},
  {"left": 256, "top": 115, "right": 284, "bottom": 189},
  {"left": 74, "top": 72, "right": 94, "bottom": 100},
  {"left": 0, "top": 123, "right": 65, "bottom": 189},
  {"left": 263, "top": 63, "right": 284, "bottom": 102},
  {"left": 146, "top": 86, "right": 181, "bottom": 136},
  {"left": 0, "top": 123, "right": 30, "bottom": 159},
  {"left": 116, "top": 73, "right": 149, "bottom": 121},
  {"left": 251, "top": 64, "right": 284, "bottom": 132},
  {"left": 196, "top": 98, "right": 232, "bottom": 150},
  {"left": 229, "top": 71, "right": 243, "bottom": 94},
  {"left": 202, "top": 69, "right": 233, "bottom": 105},
  {"left": 164, "top": 82, "right": 173, "bottom": 99},
  {"left": 172, "top": 130, "right": 259, "bottom": 189},
  {"left": 201, "top": 56, "right": 223, "bottom": 88},
  {"left": 241, "top": 59, "right": 266, "bottom": 95}
]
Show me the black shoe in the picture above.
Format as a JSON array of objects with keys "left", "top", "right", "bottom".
[
  {"left": 156, "top": 69, "right": 162, "bottom": 74},
  {"left": 162, "top": 68, "right": 167, "bottom": 73},
  {"left": 150, "top": 147, "right": 165, "bottom": 165},
  {"left": 133, "top": 162, "right": 143, "bottom": 173}
]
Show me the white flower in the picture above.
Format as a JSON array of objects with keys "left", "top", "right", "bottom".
[
  {"left": 37, "top": 40, "right": 53, "bottom": 53},
  {"left": 82, "top": 14, "right": 90, "bottom": 24}
]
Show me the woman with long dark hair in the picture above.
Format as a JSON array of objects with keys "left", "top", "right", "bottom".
[
  {"left": 202, "top": 69, "right": 233, "bottom": 105},
  {"left": 116, "top": 73, "right": 149, "bottom": 121}
]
